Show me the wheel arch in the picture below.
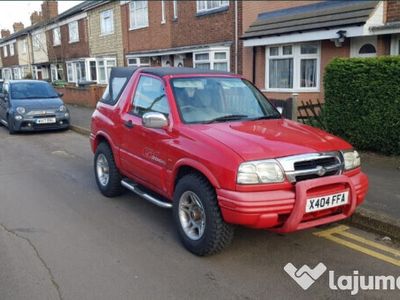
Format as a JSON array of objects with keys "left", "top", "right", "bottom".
[{"left": 172, "top": 159, "right": 220, "bottom": 196}]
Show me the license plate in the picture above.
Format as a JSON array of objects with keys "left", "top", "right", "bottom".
[
  {"left": 36, "top": 118, "right": 56, "bottom": 124},
  {"left": 306, "top": 191, "right": 349, "bottom": 213}
]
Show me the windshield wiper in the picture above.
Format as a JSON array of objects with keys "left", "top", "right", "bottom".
[
  {"left": 249, "top": 114, "right": 281, "bottom": 121},
  {"left": 205, "top": 114, "right": 248, "bottom": 124}
]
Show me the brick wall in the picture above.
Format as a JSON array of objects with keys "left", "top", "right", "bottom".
[
  {"left": 48, "top": 18, "right": 89, "bottom": 62},
  {"left": 56, "top": 84, "right": 106, "bottom": 107},
  {"left": 387, "top": 0, "right": 400, "bottom": 22},
  {"left": 88, "top": 1, "right": 124, "bottom": 66},
  {"left": 1, "top": 43, "right": 19, "bottom": 67}
]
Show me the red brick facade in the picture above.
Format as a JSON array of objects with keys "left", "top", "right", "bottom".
[
  {"left": 1, "top": 43, "right": 18, "bottom": 67},
  {"left": 386, "top": 0, "right": 400, "bottom": 22},
  {"left": 47, "top": 18, "right": 89, "bottom": 63}
]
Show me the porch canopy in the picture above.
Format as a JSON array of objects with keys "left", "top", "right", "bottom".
[{"left": 242, "top": 0, "right": 380, "bottom": 47}]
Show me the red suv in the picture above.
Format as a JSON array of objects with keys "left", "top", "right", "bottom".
[{"left": 90, "top": 67, "right": 368, "bottom": 256}]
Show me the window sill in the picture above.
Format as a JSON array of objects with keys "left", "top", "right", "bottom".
[
  {"left": 261, "top": 88, "right": 320, "bottom": 93},
  {"left": 53, "top": 44, "right": 61, "bottom": 47},
  {"left": 99, "top": 32, "right": 114, "bottom": 37},
  {"left": 196, "top": 6, "right": 229, "bottom": 17},
  {"left": 129, "top": 25, "right": 149, "bottom": 31},
  {"left": 69, "top": 40, "right": 80, "bottom": 44}
]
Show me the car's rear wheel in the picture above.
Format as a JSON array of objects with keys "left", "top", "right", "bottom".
[
  {"left": 94, "top": 142, "right": 124, "bottom": 197},
  {"left": 173, "top": 173, "right": 234, "bottom": 256},
  {"left": 7, "top": 115, "right": 16, "bottom": 135}
]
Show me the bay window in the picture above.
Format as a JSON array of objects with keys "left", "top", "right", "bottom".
[
  {"left": 266, "top": 43, "right": 320, "bottom": 91},
  {"left": 51, "top": 64, "right": 64, "bottom": 82},
  {"left": 193, "top": 48, "right": 230, "bottom": 71},
  {"left": 127, "top": 57, "right": 150, "bottom": 67},
  {"left": 130, "top": 0, "right": 148, "bottom": 30}
]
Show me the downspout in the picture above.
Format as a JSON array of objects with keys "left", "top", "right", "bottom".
[
  {"left": 252, "top": 46, "right": 256, "bottom": 84},
  {"left": 234, "top": 0, "right": 238, "bottom": 74},
  {"left": 27, "top": 31, "right": 34, "bottom": 78}
]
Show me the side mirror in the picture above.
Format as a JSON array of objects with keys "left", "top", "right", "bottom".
[
  {"left": 58, "top": 92, "right": 64, "bottom": 98},
  {"left": 142, "top": 112, "right": 168, "bottom": 129}
]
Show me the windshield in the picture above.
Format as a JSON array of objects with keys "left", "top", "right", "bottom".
[
  {"left": 171, "top": 77, "right": 280, "bottom": 124},
  {"left": 10, "top": 82, "right": 59, "bottom": 99}
]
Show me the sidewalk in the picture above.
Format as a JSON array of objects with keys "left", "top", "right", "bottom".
[{"left": 67, "top": 104, "right": 400, "bottom": 238}]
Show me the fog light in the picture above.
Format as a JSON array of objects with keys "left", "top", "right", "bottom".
[
  {"left": 15, "top": 115, "right": 23, "bottom": 121},
  {"left": 27, "top": 123, "right": 32, "bottom": 127},
  {"left": 59, "top": 121, "right": 64, "bottom": 125}
]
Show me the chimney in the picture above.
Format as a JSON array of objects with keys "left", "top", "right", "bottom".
[
  {"left": 13, "top": 22, "right": 24, "bottom": 33},
  {"left": 41, "top": 0, "right": 58, "bottom": 21},
  {"left": 1, "top": 29, "right": 11, "bottom": 38},
  {"left": 30, "top": 11, "right": 43, "bottom": 25}
]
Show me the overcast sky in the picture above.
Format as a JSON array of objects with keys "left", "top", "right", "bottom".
[{"left": 0, "top": 1, "right": 83, "bottom": 32}]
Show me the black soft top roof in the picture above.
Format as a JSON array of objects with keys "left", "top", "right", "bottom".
[
  {"left": 140, "top": 67, "right": 232, "bottom": 77},
  {"left": 110, "top": 67, "right": 139, "bottom": 79}
]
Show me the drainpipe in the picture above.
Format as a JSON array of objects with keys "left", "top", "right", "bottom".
[
  {"left": 234, "top": 0, "right": 238, "bottom": 74},
  {"left": 27, "top": 31, "right": 34, "bottom": 78},
  {"left": 252, "top": 47, "right": 256, "bottom": 84}
]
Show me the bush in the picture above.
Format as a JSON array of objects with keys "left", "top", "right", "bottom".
[{"left": 323, "top": 56, "right": 400, "bottom": 155}]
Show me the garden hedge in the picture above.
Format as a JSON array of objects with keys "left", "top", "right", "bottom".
[{"left": 323, "top": 56, "right": 400, "bottom": 155}]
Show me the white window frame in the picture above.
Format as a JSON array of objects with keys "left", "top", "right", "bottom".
[
  {"left": 3, "top": 46, "right": 8, "bottom": 57},
  {"left": 161, "top": 0, "right": 166, "bottom": 24},
  {"left": 21, "top": 39, "right": 27, "bottom": 54},
  {"left": 129, "top": 0, "right": 149, "bottom": 30},
  {"left": 33, "top": 33, "right": 41, "bottom": 50},
  {"left": 100, "top": 9, "right": 114, "bottom": 35},
  {"left": 265, "top": 43, "right": 320, "bottom": 93},
  {"left": 96, "top": 57, "right": 116, "bottom": 84},
  {"left": 173, "top": 0, "right": 178, "bottom": 19},
  {"left": 68, "top": 21, "right": 79, "bottom": 43},
  {"left": 193, "top": 47, "right": 230, "bottom": 71},
  {"left": 196, "top": 0, "right": 229, "bottom": 13},
  {"left": 9, "top": 43, "right": 14, "bottom": 56},
  {"left": 13, "top": 67, "right": 21, "bottom": 79},
  {"left": 126, "top": 56, "right": 151, "bottom": 67},
  {"left": 53, "top": 27, "right": 61, "bottom": 46}
]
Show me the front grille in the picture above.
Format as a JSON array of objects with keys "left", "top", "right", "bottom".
[{"left": 277, "top": 152, "right": 343, "bottom": 183}]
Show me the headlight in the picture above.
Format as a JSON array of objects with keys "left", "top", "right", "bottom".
[
  {"left": 16, "top": 107, "right": 26, "bottom": 114},
  {"left": 237, "top": 159, "right": 285, "bottom": 184},
  {"left": 58, "top": 105, "right": 67, "bottom": 112},
  {"left": 342, "top": 150, "right": 361, "bottom": 170}
]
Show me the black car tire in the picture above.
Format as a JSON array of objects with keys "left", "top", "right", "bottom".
[
  {"left": 173, "top": 173, "right": 234, "bottom": 256},
  {"left": 94, "top": 142, "right": 124, "bottom": 197},
  {"left": 7, "top": 115, "right": 16, "bottom": 135}
]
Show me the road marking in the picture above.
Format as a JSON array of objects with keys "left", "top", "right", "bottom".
[{"left": 314, "top": 225, "right": 400, "bottom": 267}]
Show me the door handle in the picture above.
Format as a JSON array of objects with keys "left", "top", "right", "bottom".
[{"left": 123, "top": 120, "right": 134, "bottom": 128}]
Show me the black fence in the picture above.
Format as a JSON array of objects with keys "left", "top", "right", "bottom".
[{"left": 297, "top": 99, "right": 325, "bottom": 128}]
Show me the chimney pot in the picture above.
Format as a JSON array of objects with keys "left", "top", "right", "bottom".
[
  {"left": 1, "top": 29, "right": 11, "bottom": 38},
  {"left": 13, "top": 22, "right": 24, "bottom": 33}
]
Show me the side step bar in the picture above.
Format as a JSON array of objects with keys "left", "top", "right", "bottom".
[{"left": 121, "top": 179, "right": 172, "bottom": 209}]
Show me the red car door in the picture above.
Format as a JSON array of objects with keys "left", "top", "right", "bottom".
[{"left": 119, "top": 74, "right": 172, "bottom": 195}]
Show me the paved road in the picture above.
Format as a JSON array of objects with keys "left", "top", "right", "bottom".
[{"left": 0, "top": 129, "right": 399, "bottom": 300}]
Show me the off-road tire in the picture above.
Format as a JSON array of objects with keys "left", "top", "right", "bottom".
[
  {"left": 173, "top": 173, "right": 234, "bottom": 256},
  {"left": 94, "top": 142, "right": 124, "bottom": 197}
]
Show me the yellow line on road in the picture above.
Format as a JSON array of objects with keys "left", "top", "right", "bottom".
[{"left": 314, "top": 226, "right": 400, "bottom": 267}]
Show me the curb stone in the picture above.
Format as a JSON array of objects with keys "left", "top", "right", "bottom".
[
  {"left": 70, "top": 125, "right": 90, "bottom": 136},
  {"left": 346, "top": 207, "right": 400, "bottom": 241}
]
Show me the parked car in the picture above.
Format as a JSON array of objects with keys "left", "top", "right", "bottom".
[
  {"left": 0, "top": 80, "right": 70, "bottom": 134},
  {"left": 0, "top": 79, "right": 4, "bottom": 93},
  {"left": 90, "top": 67, "right": 368, "bottom": 256}
]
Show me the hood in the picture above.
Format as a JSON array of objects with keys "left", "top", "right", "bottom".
[
  {"left": 194, "top": 119, "right": 351, "bottom": 161},
  {"left": 12, "top": 98, "right": 64, "bottom": 110}
]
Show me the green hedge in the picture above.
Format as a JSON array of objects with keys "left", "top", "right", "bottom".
[{"left": 323, "top": 56, "right": 400, "bottom": 155}]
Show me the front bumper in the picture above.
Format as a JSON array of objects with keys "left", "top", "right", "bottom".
[
  {"left": 12, "top": 113, "right": 70, "bottom": 131},
  {"left": 217, "top": 172, "right": 368, "bottom": 232}
]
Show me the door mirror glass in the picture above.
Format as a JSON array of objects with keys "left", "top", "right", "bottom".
[{"left": 142, "top": 112, "right": 168, "bottom": 129}]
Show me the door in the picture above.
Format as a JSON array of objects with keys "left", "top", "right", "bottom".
[{"left": 120, "top": 75, "right": 172, "bottom": 193}]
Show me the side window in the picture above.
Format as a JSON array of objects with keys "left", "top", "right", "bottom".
[
  {"left": 3, "top": 83, "right": 9, "bottom": 94},
  {"left": 132, "top": 76, "right": 170, "bottom": 117}
]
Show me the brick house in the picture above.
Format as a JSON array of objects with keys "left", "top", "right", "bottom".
[
  {"left": 0, "top": 29, "right": 18, "bottom": 80},
  {"left": 241, "top": 0, "right": 400, "bottom": 102},
  {"left": 46, "top": 1, "right": 92, "bottom": 84},
  {"left": 120, "top": 0, "right": 242, "bottom": 73}
]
